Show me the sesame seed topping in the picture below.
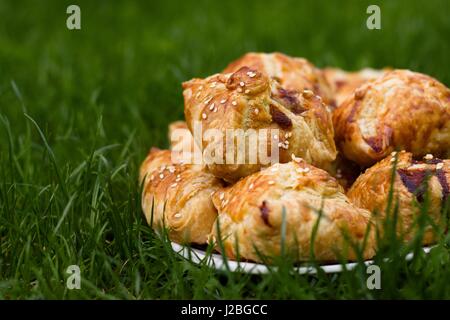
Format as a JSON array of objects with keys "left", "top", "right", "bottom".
[
  {"left": 150, "top": 175, "right": 154, "bottom": 181},
  {"left": 160, "top": 165, "right": 166, "bottom": 172},
  {"left": 249, "top": 183, "right": 254, "bottom": 190},
  {"left": 232, "top": 101, "right": 237, "bottom": 106},
  {"left": 436, "top": 163, "right": 444, "bottom": 170},
  {"left": 170, "top": 183, "right": 178, "bottom": 188},
  {"left": 304, "top": 167, "right": 310, "bottom": 173},
  {"left": 246, "top": 71, "right": 256, "bottom": 78},
  {"left": 239, "top": 81, "right": 245, "bottom": 87},
  {"left": 210, "top": 82, "right": 216, "bottom": 88},
  {"left": 254, "top": 108, "right": 259, "bottom": 114},
  {"left": 204, "top": 97, "right": 212, "bottom": 105},
  {"left": 391, "top": 151, "right": 397, "bottom": 156},
  {"left": 202, "top": 113, "right": 207, "bottom": 119},
  {"left": 199, "top": 85, "right": 203, "bottom": 90},
  {"left": 220, "top": 99, "right": 227, "bottom": 104},
  {"left": 209, "top": 103, "right": 215, "bottom": 110},
  {"left": 268, "top": 180, "right": 275, "bottom": 185},
  {"left": 237, "top": 87, "right": 243, "bottom": 93},
  {"left": 245, "top": 89, "right": 250, "bottom": 94},
  {"left": 159, "top": 173, "right": 164, "bottom": 179},
  {"left": 273, "top": 134, "right": 278, "bottom": 140},
  {"left": 278, "top": 142, "right": 283, "bottom": 147},
  {"left": 390, "top": 157, "right": 396, "bottom": 163},
  {"left": 303, "top": 89, "right": 314, "bottom": 97},
  {"left": 424, "top": 154, "right": 434, "bottom": 160},
  {"left": 174, "top": 213, "right": 182, "bottom": 219},
  {"left": 213, "top": 107, "right": 218, "bottom": 112},
  {"left": 219, "top": 192, "right": 224, "bottom": 200},
  {"left": 168, "top": 166, "right": 175, "bottom": 173},
  {"left": 175, "top": 177, "right": 181, "bottom": 182}
]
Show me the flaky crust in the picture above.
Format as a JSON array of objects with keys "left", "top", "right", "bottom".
[
  {"left": 347, "top": 151, "right": 450, "bottom": 244},
  {"left": 211, "top": 160, "right": 376, "bottom": 262},
  {"left": 224, "top": 52, "right": 333, "bottom": 106},
  {"left": 183, "top": 66, "right": 337, "bottom": 182},
  {"left": 323, "top": 67, "right": 387, "bottom": 107},
  {"left": 140, "top": 148, "right": 222, "bottom": 244},
  {"left": 333, "top": 70, "right": 450, "bottom": 167}
]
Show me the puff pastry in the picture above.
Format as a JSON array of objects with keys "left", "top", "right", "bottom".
[
  {"left": 333, "top": 70, "right": 450, "bottom": 166},
  {"left": 183, "top": 66, "right": 337, "bottom": 182},
  {"left": 224, "top": 52, "right": 333, "bottom": 106},
  {"left": 347, "top": 151, "right": 449, "bottom": 244},
  {"left": 210, "top": 160, "right": 375, "bottom": 262},
  {"left": 323, "top": 67, "right": 387, "bottom": 107},
  {"left": 168, "top": 120, "right": 202, "bottom": 164},
  {"left": 140, "top": 148, "right": 222, "bottom": 244}
]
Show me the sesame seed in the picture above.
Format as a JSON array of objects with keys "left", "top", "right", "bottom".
[
  {"left": 198, "top": 85, "right": 203, "bottom": 90},
  {"left": 176, "top": 174, "right": 181, "bottom": 178},
  {"left": 390, "top": 157, "right": 396, "bottom": 163},
  {"left": 209, "top": 103, "right": 215, "bottom": 110},
  {"left": 245, "top": 89, "right": 250, "bottom": 94},
  {"left": 285, "top": 133, "right": 289, "bottom": 138},
  {"left": 232, "top": 101, "right": 237, "bottom": 106},
  {"left": 288, "top": 132, "right": 292, "bottom": 138},
  {"left": 268, "top": 180, "right": 275, "bottom": 185},
  {"left": 391, "top": 151, "right": 397, "bottom": 156},
  {"left": 175, "top": 177, "right": 181, "bottom": 182},
  {"left": 219, "top": 192, "right": 224, "bottom": 200},
  {"left": 239, "top": 81, "right": 245, "bottom": 87},
  {"left": 204, "top": 97, "right": 212, "bottom": 105},
  {"left": 159, "top": 173, "right": 164, "bottom": 179},
  {"left": 171, "top": 183, "right": 178, "bottom": 188},
  {"left": 213, "top": 107, "right": 218, "bottom": 112},
  {"left": 174, "top": 213, "right": 182, "bottom": 219},
  {"left": 210, "top": 82, "right": 216, "bottom": 88},
  {"left": 237, "top": 87, "right": 243, "bottom": 93},
  {"left": 168, "top": 166, "right": 175, "bottom": 173},
  {"left": 220, "top": 99, "right": 227, "bottom": 104},
  {"left": 424, "top": 154, "right": 434, "bottom": 160},
  {"left": 285, "top": 140, "right": 289, "bottom": 145},
  {"left": 303, "top": 89, "right": 314, "bottom": 97},
  {"left": 436, "top": 163, "right": 444, "bottom": 170},
  {"left": 202, "top": 113, "right": 207, "bottom": 119},
  {"left": 160, "top": 165, "right": 166, "bottom": 172},
  {"left": 303, "top": 167, "right": 310, "bottom": 173},
  {"left": 249, "top": 183, "right": 254, "bottom": 190},
  {"left": 254, "top": 108, "right": 259, "bottom": 114},
  {"left": 196, "top": 92, "right": 201, "bottom": 98},
  {"left": 278, "top": 142, "right": 283, "bottom": 147},
  {"left": 246, "top": 71, "right": 256, "bottom": 78},
  {"left": 273, "top": 134, "right": 278, "bottom": 140},
  {"left": 150, "top": 175, "right": 154, "bottom": 181}
]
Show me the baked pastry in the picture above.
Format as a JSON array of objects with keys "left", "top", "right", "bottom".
[
  {"left": 140, "top": 148, "right": 222, "bottom": 244},
  {"left": 210, "top": 159, "right": 376, "bottom": 262},
  {"left": 168, "top": 120, "right": 202, "bottom": 164},
  {"left": 333, "top": 70, "right": 450, "bottom": 167},
  {"left": 323, "top": 67, "right": 387, "bottom": 107},
  {"left": 323, "top": 154, "right": 363, "bottom": 191},
  {"left": 347, "top": 151, "right": 449, "bottom": 244},
  {"left": 183, "top": 66, "right": 337, "bottom": 182},
  {"left": 224, "top": 52, "right": 334, "bottom": 106}
]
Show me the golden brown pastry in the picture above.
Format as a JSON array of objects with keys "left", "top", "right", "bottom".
[
  {"left": 210, "top": 159, "right": 376, "bottom": 262},
  {"left": 333, "top": 70, "right": 450, "bottom": 167},
  {"left": 140, "top": 148, "right": 222, "bottom": 244},
  {"left": 347, "top": 151, "right": 449, "bottom": 244},
  {"left": 323, "top": 154, "right": 363, "bottom": 191},
  {"left": 224, "top": 52, "right": 333, "bottom": 106},
  {"left": 323, "top": 67, "right": 387, "bottom": 107},
  {"left": 168, "top": 120, "right": 202, "bottom": 164},
  {"left": 183, "top": 66, "right": 337, "bottom": 182}
]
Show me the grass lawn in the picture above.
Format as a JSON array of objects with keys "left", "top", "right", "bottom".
[{"left": 0, "top": 0, "right": 449, "bottom": 299}]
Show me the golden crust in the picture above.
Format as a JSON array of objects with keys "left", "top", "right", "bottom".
[
  {"left": 211, "top": 160, "right": 376, "bottom": 262},
  {"left": 183, "top": 66, "right": 337, "bottom": 182},
  {"left": 323, "top": 67, "right": 387, "bottom": 107},
  {"left": 347, "top": 151, "right": 450, "bottom": 244},
  {"left": 224, "top": 52, "right": 333, "bottom": 106},
  {"left": 333, "top": 70, "right": 450, "bottom": 167},
  {"left": 139, "top": 148, "right": 222, "bottom": 244}
]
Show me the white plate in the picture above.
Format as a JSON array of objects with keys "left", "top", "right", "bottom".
[{"left": 171, "top": 242, "right": 433, "bottom": 274}]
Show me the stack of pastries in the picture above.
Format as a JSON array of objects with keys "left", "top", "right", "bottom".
[{"left": 140, "top": 52, "right": 450, "bottom": 263}]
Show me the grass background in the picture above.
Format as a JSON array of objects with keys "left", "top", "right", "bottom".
[{"left": 0, "top": 0, "right": 449, "bottom": 299}]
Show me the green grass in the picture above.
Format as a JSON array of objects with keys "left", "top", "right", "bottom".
[{"left": 0, "top": 0, "right": 449, "bottom": 299}]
